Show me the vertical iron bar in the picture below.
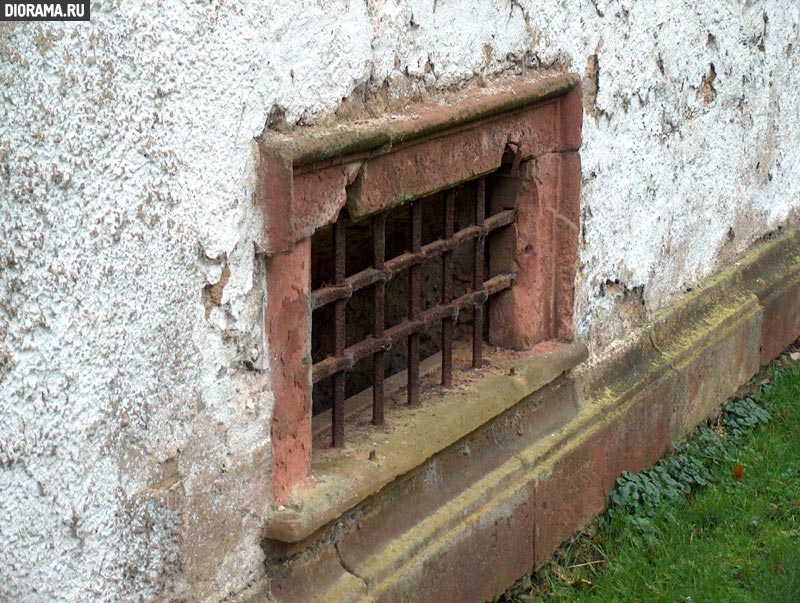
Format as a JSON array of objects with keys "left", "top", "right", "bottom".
[
  {"left": 408, "top": 200, "right": 422, "bottom": 407},
  {"left": 332, "top": 213, "right": 347, "bottom": 447},
  {"left": 441, "top": 190, "right": 455, "bottom": 387},
  {"left": 472, "top": 178, "right": 486, "bottom": 369},
  {"left": 372, "top": 212, "right": 386, "bottom": 426}
]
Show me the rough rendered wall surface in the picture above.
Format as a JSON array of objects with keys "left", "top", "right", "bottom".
[{"left": 1, "top": 1, "right": 798, "bottom": 602}]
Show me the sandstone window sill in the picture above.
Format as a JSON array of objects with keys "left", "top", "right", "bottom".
[{"left": 264, "top": 340, "right": 588, "bottom": 544}]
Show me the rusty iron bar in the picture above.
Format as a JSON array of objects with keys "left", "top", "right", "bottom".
[
  {"left": 372, "top": 212, "right": 386, "bottom": 426},
  {"left": 506, "top": 141, "right": 524, "bottom": 178},
  {"left": 332, "top": 212, "right": 347, "bottom": 448},
  {"left": 472, "top": 178, "right": 486, "bottom": 369},
  {"left": 310, "top": 209, "right": 516, "bottom": 310},
  {"left": 312, "top": 181, "right": 519, "bottom": 448},
  {"left": 383, "top": 212, "right": 511, "bottom": 274},
  {"left": 312, "top": 272, "right": 515, "bottom": 383},
  {"left": 441, "top": 190, "right": 455, "bottom": 387},
  {"left": 408, "top": 200, "right": 422, "bottom": 407}
]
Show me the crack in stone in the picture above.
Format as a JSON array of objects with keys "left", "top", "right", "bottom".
[{"left": 333, "top": 539, "right": 369, "bottom": 594}]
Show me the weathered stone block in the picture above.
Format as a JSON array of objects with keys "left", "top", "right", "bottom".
[
  {"left": 533, "top": 373, "right": 679, "bottom": 563},
  {"left": 557, "top": 152, "right": 581, "bottom": 228},
  {"left": 760, "top": 274, "right": 800, "bottom": 365},
  {"left": 559, "top": 85, "right": 584, "bottom": 152},
  {"left": 266, "top": 240, "right": 313, "bottom": 499},
  {"left": 260, "top": 151, "right": 295, "bottom": 255},
  {"left": 501, "top": 99, "right": 562, "bottom": 159},
  {"left": 369, "top": 482, "right": 534, "bottom": 603},
  {"left": 292, "top": 163, "right": 359, "bottom": 242},
  {"left": 555, "top": 216, "right": 579, "bottom": 340},
  {"left": 489, "top": 164, "right": 553, "bottom": 349},
  {"left": 347, "top": 126, "right": 505, "bottom": 218},
  {"left": 672, "top": 301, "right": 762, "bottom": 436},
  {"left": 265, "top": 539, "right": 368, "bottom": 603}
]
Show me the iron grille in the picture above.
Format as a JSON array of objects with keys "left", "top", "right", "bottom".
[{"left": 311, "top": 175, "right": 518, "bottom": 447}]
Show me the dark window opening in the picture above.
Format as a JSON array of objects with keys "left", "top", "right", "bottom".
[{"left": 310, "top": 174, "right": 517, "bottom": 447}]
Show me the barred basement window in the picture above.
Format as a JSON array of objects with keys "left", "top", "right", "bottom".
[
  {"left": 310, "top": 176, "right": 517, "bottom": 447},
  {"left": 259, "top": 74, "right": 583, "bottom": 499}
]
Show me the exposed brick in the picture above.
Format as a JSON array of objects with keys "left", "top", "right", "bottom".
[{"left": 267, "top": 240, "right": 313, "bottom": 499}]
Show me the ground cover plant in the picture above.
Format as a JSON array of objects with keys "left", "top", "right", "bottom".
[{"left": 501, "top": 351, "right": 800, "bottom": 602}]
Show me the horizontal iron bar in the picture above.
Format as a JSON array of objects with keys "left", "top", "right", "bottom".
[
  {"left": 310, "top": 209, "right": 517, "bottom": 311},
  {"left": 312, "top": 272, "right": 516, "bottom": 383},
  {"left": 311, "top": 267, "right": 391, "bottom": 310}
]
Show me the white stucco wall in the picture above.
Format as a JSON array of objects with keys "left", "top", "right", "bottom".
[{"left": 1, "top": 1, "right": 798, "bottom": 601}]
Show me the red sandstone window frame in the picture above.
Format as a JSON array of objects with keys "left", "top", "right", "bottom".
[{"left": 258, "top": 74, "right": 583, "bottom": 498}]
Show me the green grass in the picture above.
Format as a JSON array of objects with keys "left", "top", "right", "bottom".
[{"left": 504, "top": 356, "right": 800, "bottom": 603}]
